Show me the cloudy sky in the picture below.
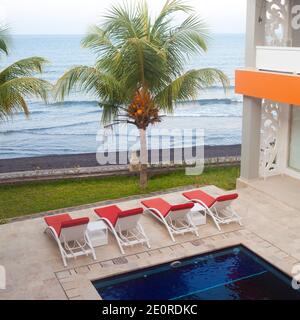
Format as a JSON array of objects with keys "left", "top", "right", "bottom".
[{"left": 0, "top": 0, "right": 247, "bottom": 35}]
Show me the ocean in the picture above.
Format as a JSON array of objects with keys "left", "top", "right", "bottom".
[{"left": 0, "top": 34, "right": 244, "bottom": 159}]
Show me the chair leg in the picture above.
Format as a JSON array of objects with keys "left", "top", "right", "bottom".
[
  {"left": 138, "top": 223, "right": 151, "bottom": 248},
  {"left": 229, "top": 207, "right": 243, "bottom": 226},
  {"left": 111, "top": 228, "right": 125, "bottom": 254},
  {"left": 168, "top": 228, "right": 176, "bottom": 242},
  {"left": 47, "top": 227, "right": 68, "bottom": 267},
  {"left": 208, "top": 209, "right": 222, "bottom": 231},
  {"left": 85, "top": 233, "right": 97, "bottom": 260},
  {"left": 100, "top": 218, "right": 125, "bottom": 254},
  {"left": 57, "top": 243, "right": 67, "bottom": 267}
]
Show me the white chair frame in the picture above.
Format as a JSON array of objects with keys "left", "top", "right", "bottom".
[
  {"left": 144, "top": 207, "right": 199, "bottom": 242},
  {"left": 98, "top": 215, "right": 150, "bottom": 254},
  {"left": 187, "top": 198, "right": 242, "bottom": 231},
  {"left": 45, "top": 224, "right": 96, "bottom": 267}
]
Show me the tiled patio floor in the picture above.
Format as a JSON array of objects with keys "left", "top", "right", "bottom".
[{"left": 0, "top": 181, "right": 299, "bottom": 300}]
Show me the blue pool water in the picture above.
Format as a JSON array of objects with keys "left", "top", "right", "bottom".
[{"left": 93, "top": 246, "right": 300, "bottom": 300}]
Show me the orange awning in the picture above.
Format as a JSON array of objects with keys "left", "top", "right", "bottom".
[{"left": 235, "top": 69, "right": 300, "bottom": 106}]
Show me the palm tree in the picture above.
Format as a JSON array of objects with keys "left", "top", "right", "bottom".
[
  {"left": 55, "top": 0, "right": 229, "bottom": 189},
  {"left": 0, "top": 26, "right": 51, "bottom": 120}
]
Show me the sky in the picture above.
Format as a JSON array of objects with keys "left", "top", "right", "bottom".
[{"left": 0, "top": 0, "right": 247, "bottom": 35}]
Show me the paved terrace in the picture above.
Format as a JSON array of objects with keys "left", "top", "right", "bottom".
[{"left": 0, "top": 179, "right": 299, "bottom": 300}]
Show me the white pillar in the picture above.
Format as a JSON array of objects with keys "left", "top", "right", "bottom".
[
  {"left": 241, "top": 97, "right": 262, "bottom": 180},
  {"left": 240, "top": 0, "right": 265, "bottom": 180}
]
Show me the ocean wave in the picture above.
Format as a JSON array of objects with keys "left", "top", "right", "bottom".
[
  {"left": 0, "top": 120, "right": 98, "bottom": 134},
  {"left": 50, "top": 100, "right": 100, "bottom": 107},
  {"left": 170, "top": 114, "right": 242, "bottom": 118},
  {"left": 205, "top": 85, "right": 235, "bottom": 90},
  {"left": 48, "top": 98, "right": 241, "bottom": 107},
  {"left": 177, "top": 98, "right": 242, "bottom": 106}
]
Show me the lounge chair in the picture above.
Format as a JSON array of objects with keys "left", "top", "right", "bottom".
[
  {"left": 44, "top": 214, "right": 96, "bottom": 267},
  {"left": 94, "top": 205, "right": 150, "bottom": 254},
  {"left": 141, "top": 198, "right": 198, "bottom": 241},
  {"left": 182, "top": 190, "right": 242, "bottom": 231}
]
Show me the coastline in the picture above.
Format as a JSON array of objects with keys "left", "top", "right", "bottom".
[{"left": 0, "top": 144, "right": 241, "bottom": 174}]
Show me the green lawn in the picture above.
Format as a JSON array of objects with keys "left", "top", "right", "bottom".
[{"left": 0, "top": 166, "right": 239, "bottom": 221}]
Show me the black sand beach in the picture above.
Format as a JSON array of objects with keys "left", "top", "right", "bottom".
[{"left": 0, "top": 145, "right": 241, "bottom": 173}]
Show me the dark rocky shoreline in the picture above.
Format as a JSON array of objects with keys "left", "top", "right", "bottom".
[{"left": 0, "top": 144, "right": 241, "bottom": 173}]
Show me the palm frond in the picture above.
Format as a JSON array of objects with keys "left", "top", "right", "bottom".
[
  {"left": 0, "top": 57, "right": 48, "bottom": 84},
  {"left": 151, "top": 0, "right": 192, "bottom": 38},
  {"left": 100, "top": 101, "right": 121, "bottom": 125},
  {"left": 81, "top": 26, "right": 117, "bottom": 54},
  {"left": 54, "top": 65, "right": 125, "bottom": 103},
  {"left": 0, "top": 91, "right": 28, "bottom": 120},
  {"left": 103, "top": 1, "right": 140, "bottom": 39},
  {"left": 0, "top": 77, "right": 51, "bottom": 119},
  {"left": 166, "top": 15, "right": 210, "bottom": 55},
  {"left": 0, "top": 26, "right": 9, "bottom": 56},
  {"left": 137, "top": 0, "right": 151, "bottom": 38},
  {"left": 155, "top": 68, "right": 229, "bottom": 112}
]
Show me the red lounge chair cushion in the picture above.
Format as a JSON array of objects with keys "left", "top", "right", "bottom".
[
  {"left": 170, "top": 203, "right": 194, "bottom": 211},
  {"left": 216, "top": 193, "right": 238, "bottom": 202},
  {"left": 61, "top": 217, "right": 89, "bottom": 230},
  {"left": 94, "top": 205, "right": 121, "bottom": 226},
  {"left": 182, "top": 190, "right": 216, "bottom": 208},
  {"left": 119, "top": 207, "right": 143, "bottom": 218},
  {"left": 142, "top": 199, "right": 194, "bottom": 217},
  {"left": 44, "top": 213, "right": 72, "bottom": 236},
  {"left": 142, "top": 198, "right": 172, "bottom": 217}
]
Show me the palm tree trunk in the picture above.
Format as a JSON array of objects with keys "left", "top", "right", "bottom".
[{"left": 139, "top": 128, "right": 148, "bottom": 189}]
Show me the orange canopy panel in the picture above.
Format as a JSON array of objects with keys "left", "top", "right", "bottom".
[{"left": 235, "top": 69, "right": 300, "bottom": 106}]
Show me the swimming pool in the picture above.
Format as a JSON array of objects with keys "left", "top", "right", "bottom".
[{"left": 93, "top": 245, "right": 300, "bottom": 300}]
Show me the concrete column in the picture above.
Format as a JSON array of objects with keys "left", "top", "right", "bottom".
[
  {"left": 245, "top": 0, "right": 265, "bottom": 67},
  {"left": 240, "top": 97, "right": 262, "bottom": 180},
  {"left": 240, "top": 0, "right": 265, "bottom": 181}
]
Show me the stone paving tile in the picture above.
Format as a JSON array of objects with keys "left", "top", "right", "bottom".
[
  {"left": 282, "top": 255, "right": 299, "bottom": 265},
  {"left": 61, "top": 280, "right": 77, "bottom": 291},
  {"left": 126, "top": 254, "right": 140, "bottom": 262},
  {"left": 137, "top": 252, "right": 151, "bottom": 260},
  {"left": 69, "top": 296, "right": 83, "bottom": 300},
  {"left": 100, "top": 260, "right": 114, "bottom": 268},
  {"left": 191, "top": 239, "right": 205, "bottom": 247},
  {"left": 148, "top": 249, "right": 161, "bottom": 257},
  {"left": 56, "top": 270, "right": 71, "bottom": 279},
  {"left": 274, "top": 251, "right": 290, "bottom": 259},
  {"left": 69, "top": 269, "right": 77, "bottom": 276},
  {"left": 75, "top": 266, "right": 90, "bottom": 275},
  {"left": 88, "top": 263, "right": 103, "bottom": 273},
  {"left": 65, "top": 288, "right": 80, "bottom": 299}
]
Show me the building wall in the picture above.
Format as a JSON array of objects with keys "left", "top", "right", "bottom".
[{"left": 239, "top": 0, "right": 300, "bottom": 181}]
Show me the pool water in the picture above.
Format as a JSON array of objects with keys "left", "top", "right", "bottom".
[{"left": 93, "top": 246, "right": 300, "bottom": 300}]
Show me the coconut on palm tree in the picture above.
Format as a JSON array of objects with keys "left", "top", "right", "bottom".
[
  {"left": 54, "top": 0, "right": 229, "bottom": 189},
  {"left": 0, "top": 26, "right": 51, "bottom": 120}
]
